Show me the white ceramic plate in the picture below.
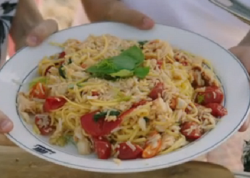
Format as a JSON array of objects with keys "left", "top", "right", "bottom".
[{"left": 1, "top": 22, "right": 250, "bottom": 173}]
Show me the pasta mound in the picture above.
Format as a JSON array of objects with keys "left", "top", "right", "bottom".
[{"left": 17, "top": 34, "right": 227, "bottom": 160}]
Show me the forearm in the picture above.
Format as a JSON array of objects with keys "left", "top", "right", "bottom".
[
  {"left": 239, "top": 30, "right": 250, "bottom": 46},
  {"left": 10, "top": 0, "right": 43, "bottom": 50},
  {"left": 81, "top": 0, "right": 123, "bottom": 22}
]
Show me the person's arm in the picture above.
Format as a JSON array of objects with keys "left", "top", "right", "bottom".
[
  {"left": 239, "top": 30, "right": 250, "bottom": 46},
  {"left": 81, "top": 0, "right": 154, "bottom": 29}
]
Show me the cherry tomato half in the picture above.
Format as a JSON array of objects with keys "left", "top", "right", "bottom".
[
  {"left": 58, "top": 51, "right": 66, "bottom": 59},
  {"left": 205, "top": 103, "right": 228, "bottom": 117},
  {"left": 180, "top": 121, "right": 203, "bottom": 140},
  {"left": 195, "top": 86, "right": 224, "bottom": 105},
  {"left": 30, "top": 82, "right": 47, "bottom": 99},
  {"left": 81, "top": 100, "right": 147, "bottom": 137},
  {"left": 132, "top": 100, "right": 147, "bottom": 108},
  {"left": 142, "top": 133, "right": 162, "bottom": 158},
  {"left": 116, "top": 142, "right": 143, "bottom": 160},
  {"left": 35, "top": 116, "right": 55, "bottom": 135},
  {"left": 148, "top": 82, "right": 164, "bottom": 100},
  {"left": 93, "top": 137, "right": 112, "bottom": 159},
  {"left": 81, "top": 111, "right": 122, "bottom": 137},
  {"left": 43, "top": 97, "right": 67, "bottom": 112}
]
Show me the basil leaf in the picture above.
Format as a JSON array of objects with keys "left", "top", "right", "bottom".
[
  {"left": 134, "top": 67, "right": 150, "bottom": 79},
  {"left": 86, "top": 46, "right": 147, "bottom": 80},
  {"left": 110, "top": 69, "right": 134, "bottom": 78}
]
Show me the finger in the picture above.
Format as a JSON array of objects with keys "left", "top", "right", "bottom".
[
  {"left": 0, "top": 110, "right": 13, "bottom": 133},
  {"left": 238, "top": 117, "right": 250, "bottom": 132},
  {"left": 26, "top": 19, "right": 58, "bottom": 47},
  {"left": 229, "top": 46, "right": 246, "bottom": 58},
  {"left": 229, "top": 46, "right": 250, "bottom": 72},
  {"left": 106, "top": 2, "right": 154, "bottom": 30}
]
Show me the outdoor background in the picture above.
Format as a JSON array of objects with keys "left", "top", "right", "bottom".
[{"left": 39, "top": 0, "right": 89, "bottom": 30}]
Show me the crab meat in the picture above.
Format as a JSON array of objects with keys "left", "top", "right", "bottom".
[
  {"left": 77, "top": 139, "right": 92, "bottom": 155},
  {"left": 18, "top": 93, "right": 42, "bottom": 114},
  {"left": 160, "top": 134, "right": 175, "bottom": 151},
  {"left": 176, "top": 98, "right": 188, "bottom": 110},
  {"left": 153, "top": 98, "right": 167, "bottom": 114}
]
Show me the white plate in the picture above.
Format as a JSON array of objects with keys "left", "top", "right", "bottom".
[{"left": 1, "top": 22, "right": 250, "bottom": 173}]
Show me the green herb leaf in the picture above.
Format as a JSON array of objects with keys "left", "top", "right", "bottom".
[
  {"left": 93, "top": 111, "right": 120, "bottom": 122},
  {"left": 59, "top": 65, "right": 66, "bottom": 79},
  {"left": 144, "top": 117, "right": 150, "bottom": 123},
  {"left": 86, "top": 46, "right": 148, "bottom": 79},
  {"left": 29, "top": 77, "right": 47, "bottom": 89},
  {"left": 138, "top": 41, "right": 148, "bottom": 46},
  {"left": 110, "top": 69, "right": 134, "bottom": 78},
  {"left": 197, "top": 95, "right": 204, "bottom": 104},
  {"left": 134, "top": 67, "right": 150, "bottom": 79},
  {"left": 65, "top": 135, "right": 76, "bottom": 146},
  {"left": 68, "top": 58, "right": 72, "bottom": 64}
]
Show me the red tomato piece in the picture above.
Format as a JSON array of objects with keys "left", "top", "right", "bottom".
[
  {"left": 205, "top": 103, "right": 228, "bottom": 117},
  {"left": 181, "top": 61, "right": 188, "bottom": 66},
  {"left": 30, "top": 82, "right": 47, "bottom": 99},
  {"left": 116, "top": 142, "right": 143, "bottom": 160},
  {"left": 148, "top": 82, "right": 164, "bottom": 100},
  {"left": 58, "top": 51, "right": 66, "bottom": 58},
  {"left": 132, "top": 99, "right": 147, "bottom": 108},
  {"left": 35, "top": 116, "right": 55, "bottom": 135},
  {"left": 92, "top": 91, "right": 99, "bottom": 96},
  {"left": 142, "top": 134, "right": 162, "bottom": 158},
  {"left": 93, "top": 137, "right": 112, "bottom": 159},
  {"left": 80, "top": 111, "right": 122, "bottom": 137},
  {"left": 44, "top": 65, "right": 53, "bottom": 76},
  {"left": 43, "top": 97, "right": 67, "bottom": 112},
  {"left": 81, "top": 101, "right": 147, "bottom": 137},
  {"left": 195, "top": 86, "right": 224, "bottom": 105},
  {"left": 81, "top": 63, "right": 87, "bottom": 69},
  {"left": 180, "top": 121, "right": 203, "bottom": 140},
  {"left": 157, "top": 60, "right": 163, "bottom": 69}
]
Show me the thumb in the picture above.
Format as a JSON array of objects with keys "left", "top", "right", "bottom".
[
  {"left": 0, "top": 111, "right": 13, "bottom": 133},
  {"left": 26, "top": 19, "right": 58, "bottom": 47},
  {"left": 239, "top": 118, "right": 250, "bottom": 132},
  {"left": 106, "top": 2, "right": 154, "bottom": 30}
]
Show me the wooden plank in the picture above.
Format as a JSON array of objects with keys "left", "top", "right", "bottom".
[{"left": 0, "top": 145, "right": 235, "bottom": 178}]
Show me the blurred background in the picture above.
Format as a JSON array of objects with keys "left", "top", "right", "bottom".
[{"left": 39, "top": 0, "right": 89, "bottom": 30}]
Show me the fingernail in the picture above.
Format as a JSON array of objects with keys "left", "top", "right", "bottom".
[
  {"left": 27, "top": 35, "right": 39, "bottom": 46},
  {"left": 141, "top": 17, "right": 154, "bottom": 29},
  {"left": 0, "top": 119, "right": 12, "bottom": 131}
]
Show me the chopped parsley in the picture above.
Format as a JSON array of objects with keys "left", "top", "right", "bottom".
[{"left": 197, "top": 95, "right": 205, "bottom": 104}]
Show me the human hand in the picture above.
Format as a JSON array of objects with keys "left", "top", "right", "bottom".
[
  {"left": 25, "top": 19, "right": 58, "bottom": 46},
  {"left": 0, "top": 19, "right": 58, "bottom": 134},
  {"left": 83, "top": 0, "right": 154, "bottom": 30},
  {"left": 230, "top": 45, "right": 250, "bottom": 132}
]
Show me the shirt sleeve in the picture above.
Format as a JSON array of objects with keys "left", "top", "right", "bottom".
[
  {"left": 0, "top": 0, "right": 18, "bottom": 63},
  {"left": 0, "top": 0, "right": 18, "bottom": 30}
]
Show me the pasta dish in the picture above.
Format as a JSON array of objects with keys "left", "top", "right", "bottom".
[{"left": 17, "top": 35, "right": 227, "bottom": 160}]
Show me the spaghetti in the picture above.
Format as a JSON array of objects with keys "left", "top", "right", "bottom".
[{"left": 17, "top": 34, "right": 227, "bottom": 160}]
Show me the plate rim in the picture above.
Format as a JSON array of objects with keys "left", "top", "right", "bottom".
[{"left": 3, "top": 22, "right": 250, "bottom": 173}]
